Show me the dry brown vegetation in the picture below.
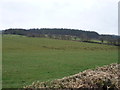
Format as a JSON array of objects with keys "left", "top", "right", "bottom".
[{"left": 24, "top": 63, "right": 120, "bottom": 90}]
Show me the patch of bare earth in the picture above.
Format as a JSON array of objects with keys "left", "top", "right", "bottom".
[{"left": 24, "top": 63, "right": 120, "bottom": 90}]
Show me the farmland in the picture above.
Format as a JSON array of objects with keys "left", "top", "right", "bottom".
[{"left": 2, "top": 35, "right": 118, "bottom": 88}]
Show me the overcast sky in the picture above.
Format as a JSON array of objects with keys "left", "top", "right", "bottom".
[{"left": 0, "top": 0, "right": 119, "bottom": 35}]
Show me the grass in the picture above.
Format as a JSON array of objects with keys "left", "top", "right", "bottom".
[{"left": 2, "top": 35, "right": 118, "bottom": 88}]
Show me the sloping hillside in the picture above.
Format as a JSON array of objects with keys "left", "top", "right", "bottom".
[{"left": 3, "top": 35, "right": 118, "bottom": 88}]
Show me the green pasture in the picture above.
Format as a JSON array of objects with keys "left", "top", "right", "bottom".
[{"left": 2, "top": 35, "right": 118, "bottom": 88}]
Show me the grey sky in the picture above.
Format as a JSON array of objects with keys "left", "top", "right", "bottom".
[{"left": 0, "top": 0, "right": 119, "bottom": 35}]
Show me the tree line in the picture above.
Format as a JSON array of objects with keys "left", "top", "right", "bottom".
[{"left": 2, "top": 28, "right": 120, "bottom": 46}]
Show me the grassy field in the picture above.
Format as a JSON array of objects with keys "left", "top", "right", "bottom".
[{"left": 2, "top": 35, "right": 118, "bottom": 88}]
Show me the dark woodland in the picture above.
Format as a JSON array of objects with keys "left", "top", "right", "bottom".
[{"left": 2, "top": 28, "right": 120, "bottom": 46}]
